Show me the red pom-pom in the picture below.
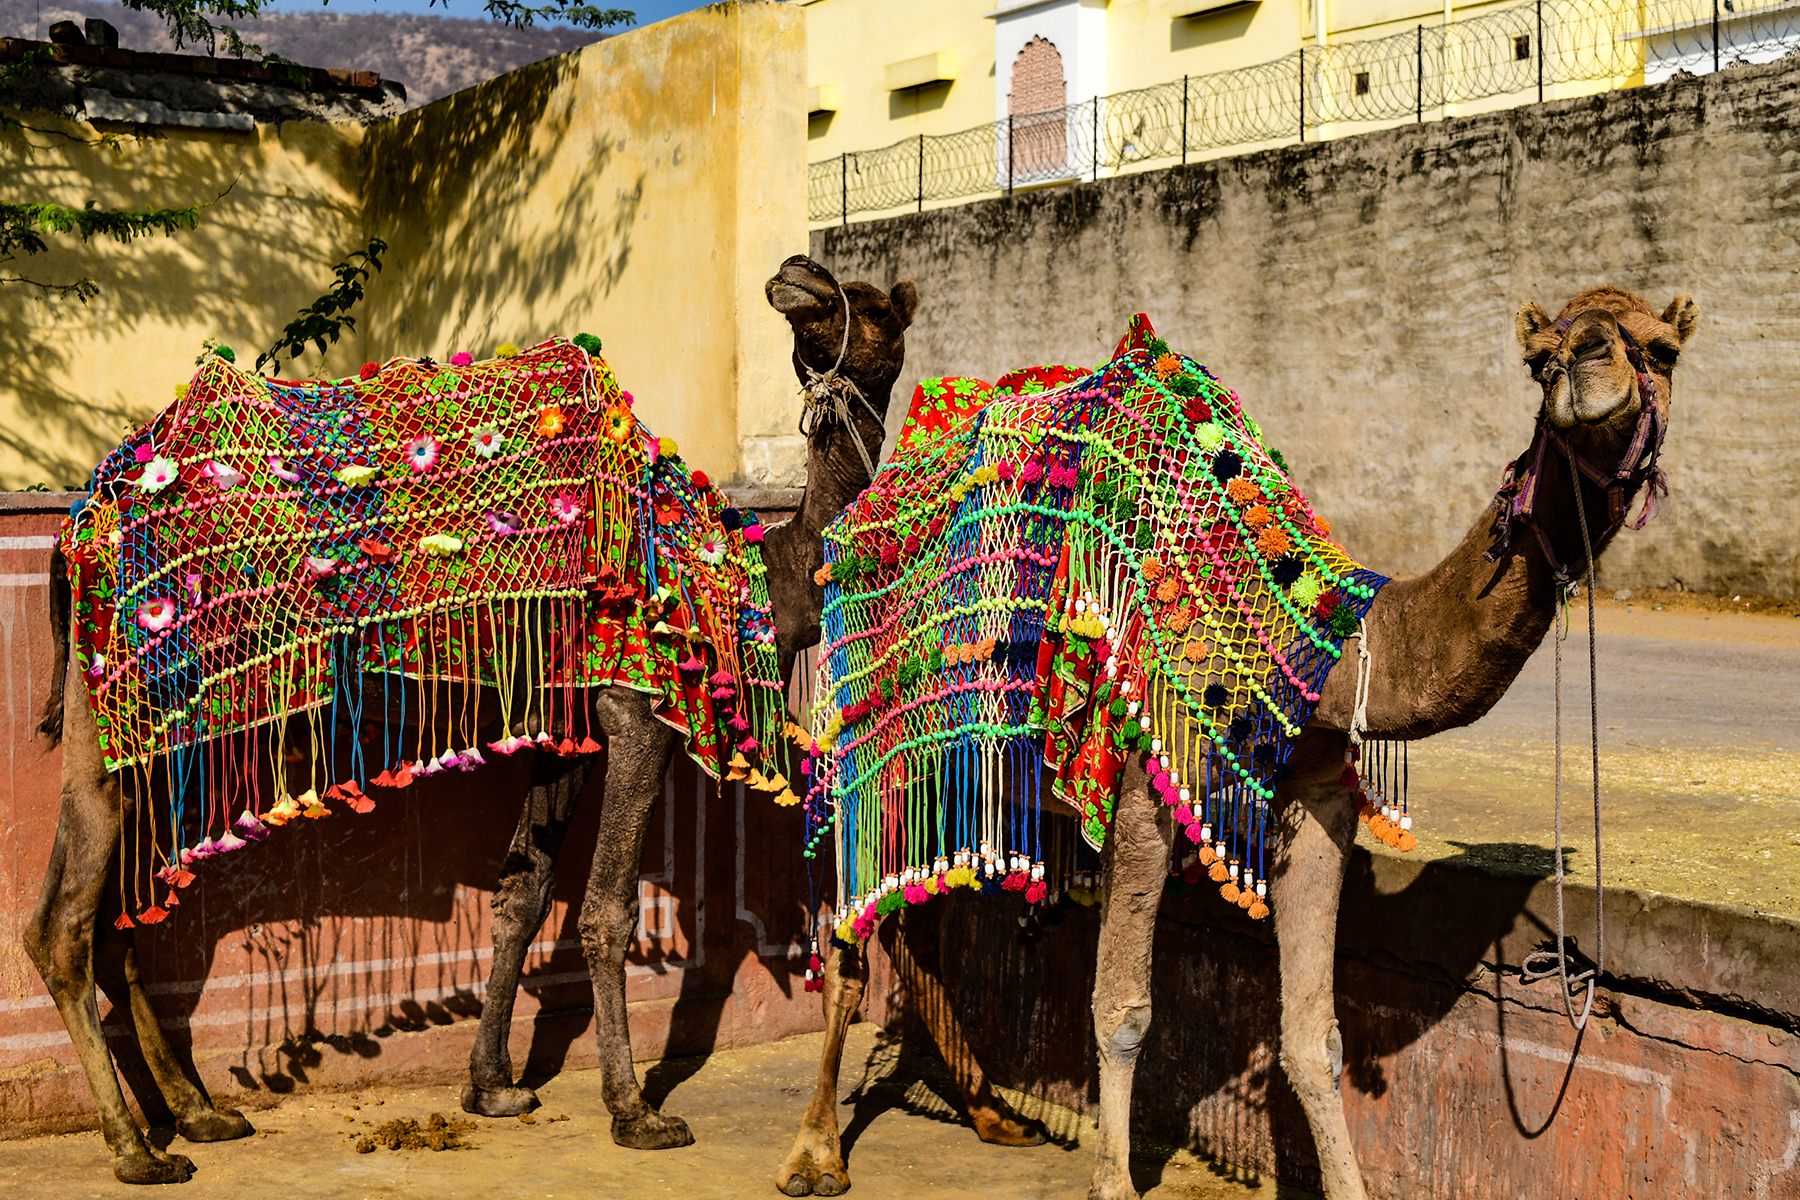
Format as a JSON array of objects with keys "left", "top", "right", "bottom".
[
  {"left": 692, "top": 470, "right": 711, "bottom": 488},
  {"left": 359, "top": 362, "right": 379, "bottom": 380},
  {"left": 1025, "top": 880, "right": 1048, "bottom": 904},
  {"left": 1340, "top": 766, "right": 1359, "bottom": 788}
]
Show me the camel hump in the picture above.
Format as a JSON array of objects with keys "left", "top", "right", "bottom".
[{"left": 1111, "top": 313, "right": 1159, "bottom": 358}]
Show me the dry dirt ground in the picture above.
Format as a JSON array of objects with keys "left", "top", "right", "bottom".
[
  {"left": 0, "top": 1024, "right": 1305, "bottom": 1200},
  {"left": 1383, "top": 598, "right": 1800, "bottom": 917}
]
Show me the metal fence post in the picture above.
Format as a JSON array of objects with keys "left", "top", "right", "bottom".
[
  {"left": 1417, "top": 25, "right": 1424, "bottom": 122},
  {"left": 840, "top": 154, "right": 847, "bottom": 227},
  {"left": 1008, "top": 114, "right": 1015, "bottom": 195},
  {"left": 1093, "top": 98, "right": 1100, "bottom": 181},
  {"left": 918, "top": 134, "right": 924, "bottom": 212},
  {"left": 1713, "top": 0, "right": 1721, "bottom": 72},
  {"left": 1181, "top": 75, "right": 1189, "bottom": 164},
  {"left": 1298, "top": 48, "right": 1306, "bottom": 143},
  {"left": 1536, "top": 0, "right": 1543, "bottom": 102}
]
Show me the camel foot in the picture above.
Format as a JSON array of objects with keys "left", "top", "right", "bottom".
[
  {"left": 610, "top": 1108, "right": 693, "bottom": 1150},
  {"left": 461, "top": 1082, "right": 541, "bottom": 1118},
  {"left": 176, "top": 1107, "right": 254, "bottom": 1143},
  {"left": 114, "top": 1146, "right": 196, "bottom": 1185},
  {"left": 776, "top": 1151, "right": 850, "bottom": 1197},
  {"left": 970, "top": 1103, "right": 1047, "bottom": 1147},
  {"left": 1086, "top": 1167, "right": 1138, "bottom": 1200}
]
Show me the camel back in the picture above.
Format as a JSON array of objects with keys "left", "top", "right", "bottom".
[
  {"left": 59, "top": 338, "right": 789, "bottom": 925},
  {"left": 810, "top": 315, "right": 1387, "bottom": 935}
]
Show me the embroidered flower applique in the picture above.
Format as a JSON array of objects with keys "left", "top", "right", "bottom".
[
  {"left": 551, "top": 493, "right": 583, "bottom": 524},
  {"left": 136, "top": 456, "right": 178, "bottom": 492},
  {"left": 486, "top": 511, "right": 523, "bottom": 536},
  {"left": 268, "top": 456, "right": 302, "bottom": 482},
  {"left": 134, "top": 597, "right": 178, "bottom": 631},
  {"left": 405, "top": 435, "right": 440, "bottom": 473},
  {"left": 696, "top": 537, "right": 726, "bottom": 565},
  {"left": 201, "top": 460, "right": 244, "bottom": 490},
  {"left": 470, "top": 427, "right": 504, "bottom": 458}
]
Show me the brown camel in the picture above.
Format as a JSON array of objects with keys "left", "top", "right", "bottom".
[
  {"left": 775, "top": 285, "right": 1699, "bottom": 1200},
  {"left": 24, "top": 255, "right": 916, "bottom": 1183},
  {"left": 458, "top": 255, "right": 927, "bottom": 1147}
]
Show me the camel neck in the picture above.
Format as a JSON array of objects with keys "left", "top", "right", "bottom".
[{"left": 761, "top": 407, "right": 886, "bottom": 678}]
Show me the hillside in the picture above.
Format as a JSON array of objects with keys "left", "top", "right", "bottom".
[{"left": 0, "top": 0, "right": 608, "bottom": 106}]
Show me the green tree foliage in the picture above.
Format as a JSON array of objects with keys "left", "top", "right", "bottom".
[{"left": 258, "top": 237, "right": 387, "bottom": 375}]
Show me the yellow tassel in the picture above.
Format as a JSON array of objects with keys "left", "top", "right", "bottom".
[
  {"left": 773, "top": 787, "right": 802, "bottom": 807},
  {"left": 745, "top": 768, "right": 769, "bottom": 789},
  {"left": 756, "top": 772, "right": 789, "bottom": 793}
]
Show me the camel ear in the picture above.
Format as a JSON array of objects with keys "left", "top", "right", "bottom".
[
  {"left": 889, "top": 281, "right": 919, "bottom": 330},
  {"left": 1661, "top": 294, "right": 1699, "bottom": 344},
  {"left": 1515, "top": 301, "right": 1553, "bottom": 348}
]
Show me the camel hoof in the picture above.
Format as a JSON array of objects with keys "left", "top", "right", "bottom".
[
  {"left": 461, "top": 1082, "right": 541, "bottom": 1118},
  {"left": 776, "top": 1154, "right": 849, "bottom": 1197},
  {"left": 972, "top": 1110, "right": 1047, "bottom": 1147},
  {"left": 611, "top": 1109, "right": 693, "bottom": 1150},
  {"left": 114, "top": 1148, "right": 196, "bottom": 1185},
  {"left": 176, "top": 1106, "right": 254, "bottom": 1143}
]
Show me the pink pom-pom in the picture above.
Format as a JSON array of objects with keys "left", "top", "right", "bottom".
[
  {"left": 450, "top": 352, "right": 473, "bottom": 367},
  {"left": 1020, "top": 461, "right": 1044, "bottom": 484},
  {"left": 995, "top": 460, "right": 1016, "bottom": 482},
  {"left": 1184, "top": 822, "right": 1206, "bottom": 844},
  {"left": 744, "top": 524, "right": 766, "bottom": 543},
  {"left": 903, "top": 884, "right": 928, "bottom": 904},
  {"left": 1025, "top": 880, "right": 1048, "bottom": 904}
]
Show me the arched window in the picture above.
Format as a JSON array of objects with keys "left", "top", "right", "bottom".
[{"left": 1008, "top": 36, "right": 1067, "bottom": 176}]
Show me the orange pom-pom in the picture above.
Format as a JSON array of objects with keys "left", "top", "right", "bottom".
[
  {"left": 1236, "top": 888, "right": 1255, "bottom": 909},
  {"left": 1248, "top": 900, "right": 1270, "bottom": 920},
  {"left": 1155, "top": 577, "right": 1181, "bottom": 603},
  {"left": 1209, "top": 861, "right": 1230, "bottom": 882},
  {"left": 1220, "top": 882, "right": 1240, "bottom": 903},
  {"left": 1397, "top": 831, "right": 1417, "bottom": 852},
  {"left": 1317, "top": 516, "right": 1332, "bottom": 537},
  {"left": 1198, "top": 845, "right": 1217, "bottom": 866},
  {"left": 1142, "top": 557, "right": 1164, "bottom": 581}
]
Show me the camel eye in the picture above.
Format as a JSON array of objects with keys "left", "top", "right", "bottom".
[
  {"left": 1647, "top": 340, "right": 1680, "bottom": 370},
  {"left": 1524, "top": 350, "right": 1551, "bottom": 377}
]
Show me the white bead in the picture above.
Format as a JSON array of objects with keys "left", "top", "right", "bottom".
[
  {"left": 1075, "top": 599, "right": 1087, "bottom": 614},
  {"left": 1105, "top": 664, "right": 1119, "bottom": 679},
  {"left": 1151, "top": 738, "right": 1162, "bottom": 753},
  {"left": 1127, "top": 701, "right": 1140, "bottom": 717},
  {"left": 1179, "top": 787, "right": 1191, "bottom": 803},
  {"left": 1401, "top": 815, "right": 1413, "bottom": 830},
  {"left": 1139, "top": 716, "right": 1151, "bottom": 732}
]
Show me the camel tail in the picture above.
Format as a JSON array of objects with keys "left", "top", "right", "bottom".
[{"left": 38, "top": 543, "right": 69, "bottom": 744}]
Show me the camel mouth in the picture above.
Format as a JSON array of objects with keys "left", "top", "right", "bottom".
[
  {"left": 1543, "top": 312, "right": 1643, "bottom": 429},
  {"left": 766, "top": 256, "right": 839, "bottom": 316}
]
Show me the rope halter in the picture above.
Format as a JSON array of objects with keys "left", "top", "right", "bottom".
[{"left": 796, "top": 277, "right": 886, "bottom": 481}]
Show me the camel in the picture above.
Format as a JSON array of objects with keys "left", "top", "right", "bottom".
[
  {"left": 775, "top": 285, "right": 1699, "bottom": 1200},
  {"left": 25, "top": 254, "right": 917, "bottom": 1183}
]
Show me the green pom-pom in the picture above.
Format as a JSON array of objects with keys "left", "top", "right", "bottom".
[
  {"left": 1329, "top": 604, "right": 1361, "bottom": 638},
  {"left": 928, "top": 647, "right": 946, "bottom": 672},
  {"left": 1269, "top": 447, "right": 1290, "bottom": 474},
  {"left": 835, "top": 554, "right": 861, "bottom": 581},
  {"left": 898, "top": 659, "right": 924, "bottom": 689},
  {"left": 572, "top": 332, "right": 602, "bottom": 354},
  {"left": 876, "top": 890, "right": 905, "bottom": 916},
  {"left": 1168, "top": 373, "right": 1201, "bottom": 397},
  {"left": 1146, "top": 336, "right": 1171, "bottom": 358},
  {"left": 212, "top": 345, "right": 236, "bottom": 363},
  {"left": 1091, "top": 479, "right": 1118, "bottom": 504},
  {"left": 1115, "top": 494, "right": 1136, "bottom": 522},
  {"left": 1134, "top": 523, "right": 1155, "bottom": 549}
]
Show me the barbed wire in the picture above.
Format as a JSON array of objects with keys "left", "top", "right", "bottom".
[{"left": 810, "top": 0, "right": 1800, "bottom": 223}]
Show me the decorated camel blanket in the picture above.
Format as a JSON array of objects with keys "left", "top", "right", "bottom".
[
  {"left": 61, "top": 336, "right": 791, "bottom": 926},
  {"left": 809, "top": 315, "right": 1390, "bottom": 937}
]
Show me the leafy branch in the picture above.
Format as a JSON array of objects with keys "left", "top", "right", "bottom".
[
  {"left": 257, "top": 237, "right": 388, "bottom": 375},
  {"left": 447, "top": 1, "right": 636, "bottom": 30}
]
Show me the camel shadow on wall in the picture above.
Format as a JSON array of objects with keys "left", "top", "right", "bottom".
[{"left": 863, "top": 836, "right": 1555, "bottom": 1195}]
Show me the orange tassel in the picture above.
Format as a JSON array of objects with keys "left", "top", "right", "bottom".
[
  {"left": 1197, "top": 845, "right": 1217, "bottom": 867},
  {"left": 114, "top": 913, "right": 135, "bottom": 930},
  {"left": 1220, "top": 882, "right": 1240, "bottom": 904},
  {"left": 164, "top": 889, "right": 180, "bottom": 908},
  {"left": 1208, "top": 861, "right": 1230, "bottom": 882},
  {"left": 1248, "top": 900, "right": 1270, "bottom": 920},
  {"left": 577, "top": 737, "right": 602, "bottom": 755},
  {"left": 138, "top": 906, "right": 167, "bottom": 925}
]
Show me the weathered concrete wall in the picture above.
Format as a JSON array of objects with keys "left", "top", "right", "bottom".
[
  {"left": 0, "top": 495, "right": 823, "bottom": 1136},
  {"left": 861, "top": 850, "right": 1800, "bottom": 1199},
  {"left": 360, "top": 0, "right": 810, "bottom": 488},
  {"left": 812, "top": 57, "right": 1800, "bottom": 597}
]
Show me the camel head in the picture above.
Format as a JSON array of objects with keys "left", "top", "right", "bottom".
[
  {"left": 1515, "top": 287, "right": 1699, "bottom": 435},
  {"left": 765, "top": 254, "right": 918, "bottom": 424}
]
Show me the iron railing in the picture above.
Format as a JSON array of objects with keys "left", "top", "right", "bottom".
[{"left": 810, "top": 0, "right": 1800, "bottom": 223}]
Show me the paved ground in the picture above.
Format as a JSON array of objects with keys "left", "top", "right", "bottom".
[
  {"left": 1387, "top": 599, "right": 1800, "bottom": 917},
  {"left": 0, "top": 1024, "right": 1306, "bottom": 1200}
]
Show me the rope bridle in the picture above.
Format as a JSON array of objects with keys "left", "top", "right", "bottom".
[
  {"left": 1486, "top": 317, "right": 1668, "bottom": 581},
  {"left": 1489, "top": 313, "right": 1670, "bottom": 1031},
  {"left": 795, "top": 272, "right": 887, "bottom": 481}
]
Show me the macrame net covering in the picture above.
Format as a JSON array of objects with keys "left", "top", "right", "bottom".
[
  {"left": 62, "top": 337, "right": 791, "bottom": 927},
  {"left": 808, "top": 315, "right": 1404, "bottom": 942}
]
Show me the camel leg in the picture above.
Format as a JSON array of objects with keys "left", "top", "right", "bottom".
[
  {"left": 581, "top": 690, "right": 690, "bottom": 1149},
  {"left": 23, "top": 675, "right": 197, "bottom": 1184},
  {"left": 1272, "top": 732, "right": 1368, "bottom": 1200},
  {"left": 884, "top": 902, "right": 1045, "bottom": 1145},
  {"left": 776, "top": 934, "right": 867, "bottom": 1196},
  {"left": 463, "top": 752, "right": 590, "bottom": 1117},
  {"left": 92, "top": 921, "right": 254, "bottom": 1144},
  {"left": 1088, "top": 759, "right": 1170, "bottom": 1200}
]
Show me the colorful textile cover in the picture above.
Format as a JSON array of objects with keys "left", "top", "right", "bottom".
[
  {"left": 808, "top": 315, "right": 1387, "bottom": 933},
  {"left": 62, "top": 337, "right": 789, "bottom": 921}
]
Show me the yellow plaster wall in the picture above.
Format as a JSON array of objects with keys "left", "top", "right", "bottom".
[
  {"left": 359, "top": 1, "right": 809, "bottom": 485},
  {"left": 801, "top": 0, "right": 999, "bottom": 165},
  {"left": 0, "top": 120, "right": 365, "bottom": 490},
  {"left": 1106, "top": 0, "right": 1308, "bottom": 92}
]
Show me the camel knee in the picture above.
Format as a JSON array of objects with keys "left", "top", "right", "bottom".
[
  {"left": 1279, "top": 1017, "right": 1344, "bottom": 1103},
  {"left": 578, "top": 896, "right": 635, "bottom": 968},
  {"left": 1094, "top": 1001, "right": 1151, "bottom": 1069}
]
